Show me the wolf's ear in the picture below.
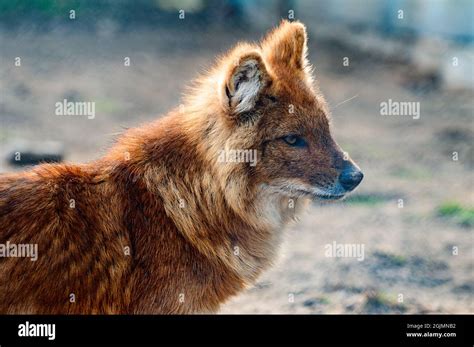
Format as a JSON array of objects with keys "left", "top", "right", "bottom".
[
  {"left": 261, "top": 20, "right": 308, "bottom": 71},
  {"left": 220, "top": 51, "right": 271, "bottom": 120}
]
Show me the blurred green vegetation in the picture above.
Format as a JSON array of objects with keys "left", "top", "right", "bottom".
[
  {"left": 390, "top": 166, "right": 432, "bottom": 180},
  {"left": 345, "top": 193, "right": 388, "bottom": 206},
  {"left": 437, "top": 201, "right": 474, "bottom": 228},
  {"left": 363, "top": 291, "right": 406, "bottom": 313},
  {"left": 0, "top": 0, "right": 93, "bottom": 17},
  {"left": 0, "top": 0, "right": 212, "bottom": 27},
  {"left": 0, "top": 0, "right": 207, "bottom": 15},
  {"left": 374, "top": 251, "right": 408, "bottom": 267}
]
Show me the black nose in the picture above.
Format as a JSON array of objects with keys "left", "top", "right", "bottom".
[{"left": 339, "top": 166, "right": 364, "bottom": 191}]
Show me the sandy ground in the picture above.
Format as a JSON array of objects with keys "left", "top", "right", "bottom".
[{"left": 0, "top": 25, "right": 472, "bottom": 313}]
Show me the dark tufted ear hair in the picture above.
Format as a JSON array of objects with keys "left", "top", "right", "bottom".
[{"left": 219, "top": 50, "right": 271, "bottom": 121}]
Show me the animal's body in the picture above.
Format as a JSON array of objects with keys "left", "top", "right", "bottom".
[{"left": 0, "top": 21, "right": 363, "bottom": 314}]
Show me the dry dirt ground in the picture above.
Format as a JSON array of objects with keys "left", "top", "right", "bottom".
[{"left": 1, "top": 25, "right": 472, "bottom": 313}]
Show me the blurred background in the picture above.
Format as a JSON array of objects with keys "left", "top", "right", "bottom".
[{"left": 0, "top": 0, "right": 473, "bottom": 313}]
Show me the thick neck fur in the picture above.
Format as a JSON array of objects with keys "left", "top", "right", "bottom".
[{"left": 105, "top": 116, "right": 273, "bottom": 280}]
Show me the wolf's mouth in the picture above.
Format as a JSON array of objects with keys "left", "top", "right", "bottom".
[
  {"left": 265, "top": 183, "right": 346, "bottom": 201},
  {"left": 292, "top": 188, "right": 345, "bottom": 201},
  {"left": 313, "top": 193, "right": 345, "bottom": 201}
]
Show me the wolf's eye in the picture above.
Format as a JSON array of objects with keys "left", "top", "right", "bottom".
[{"left": 283, "top": 135, "right": 307, "bottom": 147}]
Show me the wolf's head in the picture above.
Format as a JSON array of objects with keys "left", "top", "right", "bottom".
[{"left": 187, "top": 21, "right": 363, "bottom": 205}]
